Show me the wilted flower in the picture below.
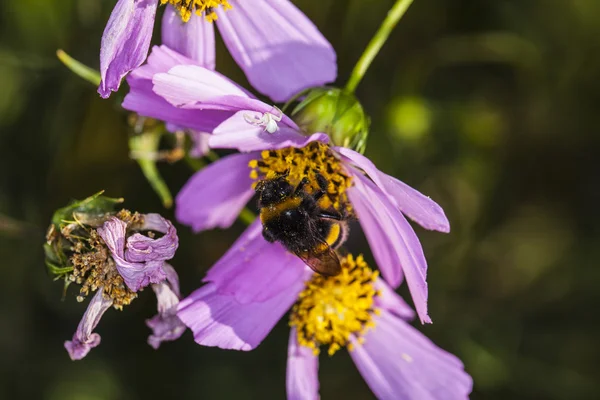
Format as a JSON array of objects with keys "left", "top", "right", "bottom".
[
  {"left": 177, "top": 252, "right": 472, "bottom": 399},
  {"left": 98, "top": 0, "right": 336, "bottom": 101},
  {"left": 45, "top": 193, "right": 183, "bottom": 359},
  {"left": 124, "top": 49, "right": 449, "bottom": 322}
]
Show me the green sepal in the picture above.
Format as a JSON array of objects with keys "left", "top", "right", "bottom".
[{"left": 51, "top": 191, "right": 123, "bottom": 230}]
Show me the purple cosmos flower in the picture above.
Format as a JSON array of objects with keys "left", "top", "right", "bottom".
[
  {"left": 177, "top": 251, "right": 472, "bottom": 399},
  {"left": 99, "top": 0, "right": 336, "bottom": 101},
  {"left": 123, "top": 48, "right": 450, "bottom": 323},
  {"left": 60, "top": 212, "right": 183, "bottom": 360}
]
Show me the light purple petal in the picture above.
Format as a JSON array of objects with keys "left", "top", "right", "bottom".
[
  {"left": 98, "top": 0, "right": 158, "bottom": 98},
  {"left": 123, "top": 46, "right": 231, "bottom": 132},
  {"left": 175, "top": 152, "right": 256, "bottom": 232},
  {"left": 209, "top": 111, "right": 327, "bottom": 152},
  {"left": 125, "top": 214, "right": 178, "bottom": 263},
  {"left": 162, "top": 6, "right": 216, "bottom": 69},
  {"left": 377, "top": 172, "right": 450, "bottom": 233},
  {"left": 97, "top": 217, "right": 166, "bottom": 292},
  {"left": 350, "top": 311, "right": 472, "bottom": 400},
  {"left": 337, "top": 147, "right": 450, "bottom": 233},
  {"left": 374, "top": 278, "right": 416, "bottom": 321},
  {"left": 152, "top": 64, "right": 250, "bottom": 107},
  {"left": 216, "top": 0, "right": 336, "bottom": 102},
  {"left": 286, "top": 327, "right": 320, "bottom": 400},
  {"left": 177, "top": 278, "right": 306, "bottom": 350},
  {"left": 348, "top": 173, "right": 431, "bottom": 324},
  {"left": 189, "top": 131, "right": 211, "bottom": 158},
  {"left": 203, "top": 220, "right": 310, "bottom": 304},
  {"left": 64, "top": 290, "right": 113, "bottom": 360}
]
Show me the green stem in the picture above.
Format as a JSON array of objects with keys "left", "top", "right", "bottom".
[
  {"left": 129, "top": 131, "right": 173, "bottom": 208},
  {"left": 238, "top": 208, "right": 257, "bottom": 226},
  {"left": 56, "top": 49, "right": 101, "bottom": 86},
  {"left": 345, "top": 0, "right": 415, "bottom": 93}
]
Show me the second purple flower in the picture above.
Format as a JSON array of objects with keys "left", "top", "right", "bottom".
[{"left": 98, "top": 0, "right": 337, "bottom": 101}]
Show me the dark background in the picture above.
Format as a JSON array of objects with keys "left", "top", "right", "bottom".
[{"left": 1, "top": 0, "right": 599, "bottom": 398}]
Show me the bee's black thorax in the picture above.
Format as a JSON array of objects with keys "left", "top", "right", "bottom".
[{"left": 256, "top": 175, "right": 346, "bottom": 256}]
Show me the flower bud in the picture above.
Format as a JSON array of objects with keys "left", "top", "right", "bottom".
[{"left": 291, "top": 87, "right": 370, "bottom": 154}]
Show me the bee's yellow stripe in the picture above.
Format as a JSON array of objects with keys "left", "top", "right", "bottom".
[{"left": 260, "top": 197, "right": 303, "bottom": 223}]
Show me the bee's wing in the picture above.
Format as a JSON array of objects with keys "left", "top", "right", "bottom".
[{"left": 296, "top": 245, "right": 342, "bottom": 277}]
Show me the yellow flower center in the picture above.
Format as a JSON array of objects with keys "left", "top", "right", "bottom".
[
  {"left": 289, "top": 254, "right": 380, "bottom": 356},
  {"left": 248, "top": 142, "right": 353, "bottom": 213},
  {"left": 161, "top": 0, "right": 232, "bottom": 23}
]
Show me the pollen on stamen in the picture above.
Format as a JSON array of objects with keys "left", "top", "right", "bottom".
[
  {"left": 161, "top": 0, "right": 232, "bottom": 23},
  {"left": 248, "top": 142, "right": 354, "bottom": 215},
  {"left": 289, "top": 254, "right": 380, "bottom": 356}
]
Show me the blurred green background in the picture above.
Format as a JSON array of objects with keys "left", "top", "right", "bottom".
[{"left": 1, "top": 0, "right": 599, "bottom": 398}]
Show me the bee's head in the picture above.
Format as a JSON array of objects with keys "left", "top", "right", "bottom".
[{"left": 256, "top": 175, "right": 294, "bottom": 207}]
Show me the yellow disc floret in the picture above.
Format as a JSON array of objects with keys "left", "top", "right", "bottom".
[
  {"left": 249, "top": 142, "right": 353, "bottom": 213},
  {"left": 161, "top": 0, "right": 232, "bottom": 23},
  {"left": 289, "top": 254, "right": 380, "bottom": 356}
]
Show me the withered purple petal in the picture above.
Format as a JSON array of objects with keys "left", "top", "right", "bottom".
[
  {"left": 125, "top": 213, "right": 179, "bottom": 263},
  {"left": 64, "top": 290, "right": 113, "bottom": 360},
  {"left": 146, "top": 276, "right": 186, "bottom": 349},
  {"left": 97, "top": 217, "right": 173, "bottom": 292}
]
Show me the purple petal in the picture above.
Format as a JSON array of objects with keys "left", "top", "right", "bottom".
[
  {"left": 125, "top": 214, "right": 178, "bottom": 263},
  {"left": 286, "top": 327, "right": 320, "bottom": 400},
  {"left": 203, "top": 220, "right": 310, "bottom": 304},
  {"left": 177, "top": 279, "right": 305, "bottom": 350},
  {"left": 189, "top": 131, "right": 211, "bottom": 158},
  {"left": 374, "top": 278, "right": 416, "bottom": 321},
  {"left": 98, "top": 0, "right": 158, "bottom": 98},
  {"left": 350, "top": 311, "right": 472, "bottom": 400},
  {"left": 64, "top": 290, "right": 113, "bottom": 360},
  {"left": 209, "top": 111, "right": 328, "bottom": 152},
  {"left": 377, "top": 173, "right": 450, "bottom": 233},
  {"left": 152, "top": 64, "right": 250, "bottom": 107},
  {"left": 123, "top": 46, "right": 231, "bottom": 132},
  {"left": 337, "top": 147, "right": 450, "bottom": 233},
  {"left": 175, "top": 152, "right": 256, "bottom": 232},
  {"left": 97, "top": 217, "right": 166, "bottom": 292},
  {"left": 162, "top": 6, "right": 216, "bottom": 69},
  {"left": 216, "top": 0, "right": 336, "bottom": 102},
  {"left": 348, "top": 173, "right": 431, "bottom": 324}
]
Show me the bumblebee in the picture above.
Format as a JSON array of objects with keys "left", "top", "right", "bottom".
[{"left": 256, "top": 173, "right": 348, "bottom": 276}]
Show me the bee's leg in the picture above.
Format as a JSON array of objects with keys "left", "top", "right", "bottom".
[
  {"left": 318, "top": 210, "right": 343, "bottom": 220},
  {"left": 310, "top": 172, "right": 329, "bottom": 201},
  {"left": 315, "top": 173, "right": 329, "bottom": 191},
  {"left": 294, "top": 177, "right": 310, "bottom": 195},
  {"left": 262, "top": 227, "right": 277, "bottom": 243},
  {"left": 312, "top": 190, "right": 326, "bottom": 202}
]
